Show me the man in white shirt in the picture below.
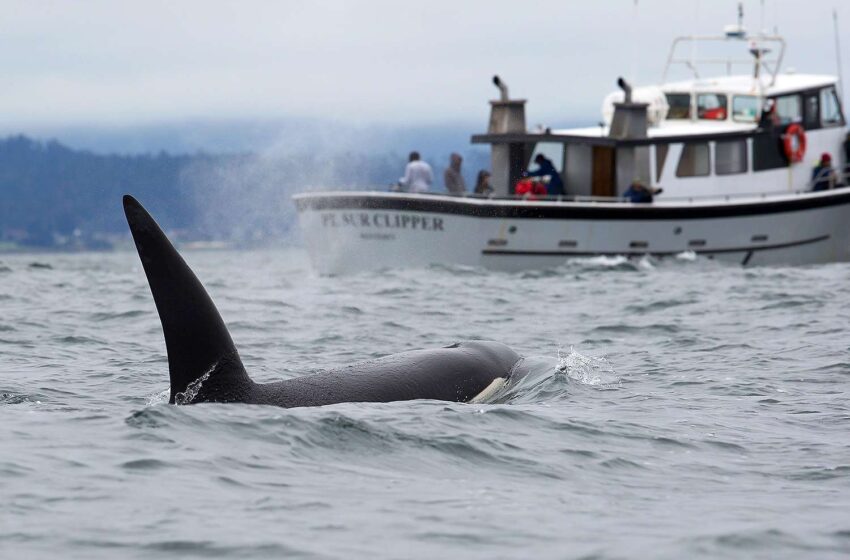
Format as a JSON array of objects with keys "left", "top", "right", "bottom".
[{"left": 399, "top": 151, "right": 433, "bottom": 193}]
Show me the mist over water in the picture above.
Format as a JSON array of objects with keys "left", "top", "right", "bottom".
[
  {"left": 178, "top": 131, "right": 490, "bottom": 244},
  {"left": 1, "top": 249, "right": 849, "bottom": 559}
]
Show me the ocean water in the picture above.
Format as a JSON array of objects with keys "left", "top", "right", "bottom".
[{"left": 1, "top": 248, "right": 849, "bottom": 559}]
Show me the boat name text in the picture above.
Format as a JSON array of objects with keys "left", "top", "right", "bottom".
[{"left": 321, "top": 212, "right": 444, "bottom": 231}]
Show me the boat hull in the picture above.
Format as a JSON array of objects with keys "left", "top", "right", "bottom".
[{"left": 294, "top": 190, "right": 850, "bottom": 274}]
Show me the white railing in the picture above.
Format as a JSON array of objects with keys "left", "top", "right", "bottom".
[{"left": 305, "top": 186, "right": 845, "bottom": 205}]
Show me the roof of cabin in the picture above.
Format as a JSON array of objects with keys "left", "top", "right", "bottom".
[
  {"left": 554, "top": 120, "right": 756, "bottom": 139},
  {"left": 661, "top": 73, "right": 837, "bottom": 96}
]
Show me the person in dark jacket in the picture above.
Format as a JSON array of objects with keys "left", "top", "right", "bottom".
[
  {"left": 622, "top": 179, "right": 661, "bottom": 203},
  {"left": 812, "top": 152, "right": 837, "bottom": 191},
  {"left": 523, "top": 154, "right": 564, "bottom": 195}
]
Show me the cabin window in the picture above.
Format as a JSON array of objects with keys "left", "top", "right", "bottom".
[
  {"left": 774, "top": 94, "right": 801, "bottom": 125},
  {"left": 655, "top": 144, "right": 669, "bottom": 182},
  {"left": 529, "top": 143, "right": 564, "bottom": 172},
  {"left": 666, "top": 94, "right": 691, "bottom": 119},
  {"left": 753, "top": 132, "right": 787, "bottom": 171},
  {"left": 732, "top": 96, "right": 759, "bottom": 122},
  {"left": 715, "top": 139, "right": 748, "bottom": 175},
  {"left": 697, "top": 94, "right": 728, "bottom": 120},
  {"left": 676, "top": 142, "right": 711, "bottom": 177},
  {"left": 803, "top": 93, "right": 820, "bottom": 129},
  {"left": 820, "top": 87, "right": 844, "bottom": 126}
]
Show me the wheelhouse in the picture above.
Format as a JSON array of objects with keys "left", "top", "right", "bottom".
[{"left": 472, "top": 31, "right": 847, "bottom": 201}]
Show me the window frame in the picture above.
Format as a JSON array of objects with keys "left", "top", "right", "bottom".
[
  {"left": 675, "top": 142, "right": 712, "bottom": 178},
  {"left": 772, "top": 93, "right": 802, "bottom": 126},
  {"left": 802, "top": 92, "right": 820, "bottom": 129},
  {"left": 714, "top": 139, "right": 749, "bottom": 176},
  {"left": 655, "top": 144, "right": 669, "bottom": 182},
  {"left": 696, "top": 93, "right": 729, "bottom": 121},
  {"left": 665, "top": 93, "right": 692, "bottom": 120},
  {"left": 731, "top": 95, "right": 759, "bottom": 123},
  {"left": 819, "top": 86, "right": 845, "bottom": 127}
]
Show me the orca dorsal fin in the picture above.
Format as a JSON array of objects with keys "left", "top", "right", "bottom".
[{"left": 123, "top": 195, "right": 250, "bottom": 403}]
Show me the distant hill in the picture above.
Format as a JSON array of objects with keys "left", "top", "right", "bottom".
[{"left": 0, "top": 135, "right": 490, "bottom": 249}]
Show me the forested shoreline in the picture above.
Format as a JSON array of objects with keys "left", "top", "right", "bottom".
[{"left": 0, "top": 135, "right": 485, "bottom": 249}]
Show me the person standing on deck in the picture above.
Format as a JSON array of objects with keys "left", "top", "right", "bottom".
[
  {"left": 474, "top": 170, "right": 494, "bottom": 195},
  {"left": 523, "top": 154, "right": 564, "bottom": 196},
  {"left": 443, "top": 153, "right": 467, "bottom": 195},
  {"left": 399, "top": 151, "right": 434, "bottom": 193}
]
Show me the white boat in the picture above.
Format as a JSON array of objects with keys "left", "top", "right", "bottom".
[{"left": 295, "top": 16, "right": 850, "bottom": 274}]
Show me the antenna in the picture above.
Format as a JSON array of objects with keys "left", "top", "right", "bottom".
[
  {"left": 773, "top": 0, "right": 779, "bottom": 35},
  {"left": 760, "top": 0, "right": 765, "bottom": 35},
  {"left": 630, "top": 0, "right": 640, "bottom": 84},
  {"left": 834, "top": 9, "right": 845, "bottom": 106},
  {"left": 690, "top": 0, "right": 700, "bottom": 122}
]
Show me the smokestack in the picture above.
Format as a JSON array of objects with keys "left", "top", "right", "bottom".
[
  {"left": 493, "top": 75, "right": 510, "bottom": 102},
  {"left": 617, "top": 76, "right": 633, "bottom": 103},
  {"left": 609, "top": 77, "right": 647, "bottom": 139}
]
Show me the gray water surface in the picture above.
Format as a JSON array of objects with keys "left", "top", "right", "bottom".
[{"left": 1, "top": 249, "right": 848, "bottom": 559}]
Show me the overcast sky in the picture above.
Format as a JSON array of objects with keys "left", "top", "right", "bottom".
[{"left": 1, "top": 0, "right": 848, "bottom": 129}]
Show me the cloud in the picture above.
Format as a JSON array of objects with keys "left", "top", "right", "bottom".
[{"left": 0, "top": 0, "right": 845, "bottom": 126}]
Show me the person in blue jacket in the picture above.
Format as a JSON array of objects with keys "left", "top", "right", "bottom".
[
  {"left": 811, "top": 152, "right": 836, "bottom": 191},
  {"left": 622, "top": 179, "right": 661, "bottom": 203},
  {"left": 524, "top": 154, "right": 564, "bottom": 195}
]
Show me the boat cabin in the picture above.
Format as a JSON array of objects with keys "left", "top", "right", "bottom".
[{"left": 472, "top": 32, "right": 847, "bottom": 200}]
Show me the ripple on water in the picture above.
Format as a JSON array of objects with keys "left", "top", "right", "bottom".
[
  {"left": 120, "top": 458, "right": 171, "bottom": 471},
  {"left": 3, "top": 249, "right": 850, "bottom": 558},
  {"left": 88, "top": 310, "right": 147, "bottom": 321}
]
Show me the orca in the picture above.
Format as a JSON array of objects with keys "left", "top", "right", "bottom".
[{"left": 123, "top": 195, "right": 525, "bottom": 407}]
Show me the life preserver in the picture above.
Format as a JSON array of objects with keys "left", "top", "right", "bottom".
[{"left": 783, "top": 123, "right": 806, "bottom": 163}]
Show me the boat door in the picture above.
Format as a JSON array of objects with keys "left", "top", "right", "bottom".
[{"left": 592, "top": 146, "right": 616, "bottom": 197}]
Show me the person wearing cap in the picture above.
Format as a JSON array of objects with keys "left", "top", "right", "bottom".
[
  {"left": 623, "top": 179, "right": 662, "bottom": 203},
  {"left": 811, "top": 152, "right": 836, "bottom": 191}
]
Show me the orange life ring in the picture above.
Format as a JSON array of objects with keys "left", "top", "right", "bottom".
[{"left": 783, "top": 123, "right": 806, "bottom": 163}]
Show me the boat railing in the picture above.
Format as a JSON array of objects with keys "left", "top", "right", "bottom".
[
  {"left": 301, "top": 174, "right": 850, "bottom": 205},
  {"left": 661, "top": 34, "right": 785, "bottom": 87},
  {"left": 349, "top": 186, "right": 842, "bottom": 205}
]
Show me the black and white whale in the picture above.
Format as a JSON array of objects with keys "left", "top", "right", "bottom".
[{"left": 123, "top": 195, "right": 525, "bottom": 407}]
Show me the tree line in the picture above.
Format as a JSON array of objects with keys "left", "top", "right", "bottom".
[{"left": 0, "top": 135, "right": 485, "bottom": 249}]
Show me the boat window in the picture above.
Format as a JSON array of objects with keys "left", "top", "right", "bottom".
[
  {"left": 753, "top": 132, "right": 787, "bottom": 171},
  {"left": 820, "top": 87, "right": 844, "bottom": 126},
  {"left": 666, "top": 93, "right": 691, "bottom": 119},
  {"left": 773, "top": 94, "right": 801, "bottom": 125},
  {"left": 655, "top": 144, "right": 668, "bottom": 182},
  {"left": 803, "top": 93, "right": 820, "bottom": 129},
  {"left": 732, "top": 96, "right": 759, "bottom": 122},
  {"left": 676, "top": 142, "right": 711, "bottom": 177},
  {"left": 715, "top": 139, "right": 748, "bottom": 175},
  {"left": 697, "top": 93, "right": 728, "bottom": 120},
  {"left": 529, "top": 143, "right": 564, "bottom": 172}
]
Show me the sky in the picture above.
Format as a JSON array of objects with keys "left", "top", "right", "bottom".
[{"left": 1, "top": 0, "right": 848, "bottom": 133}]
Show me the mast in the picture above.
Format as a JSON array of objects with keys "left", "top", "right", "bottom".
[{"left": 834, "top": 9, "right": 845, "bottom": 106}]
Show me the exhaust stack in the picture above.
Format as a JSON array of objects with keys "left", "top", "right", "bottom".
[{"left": 609, "top": 76, "right": 647, "bottom": 139}]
